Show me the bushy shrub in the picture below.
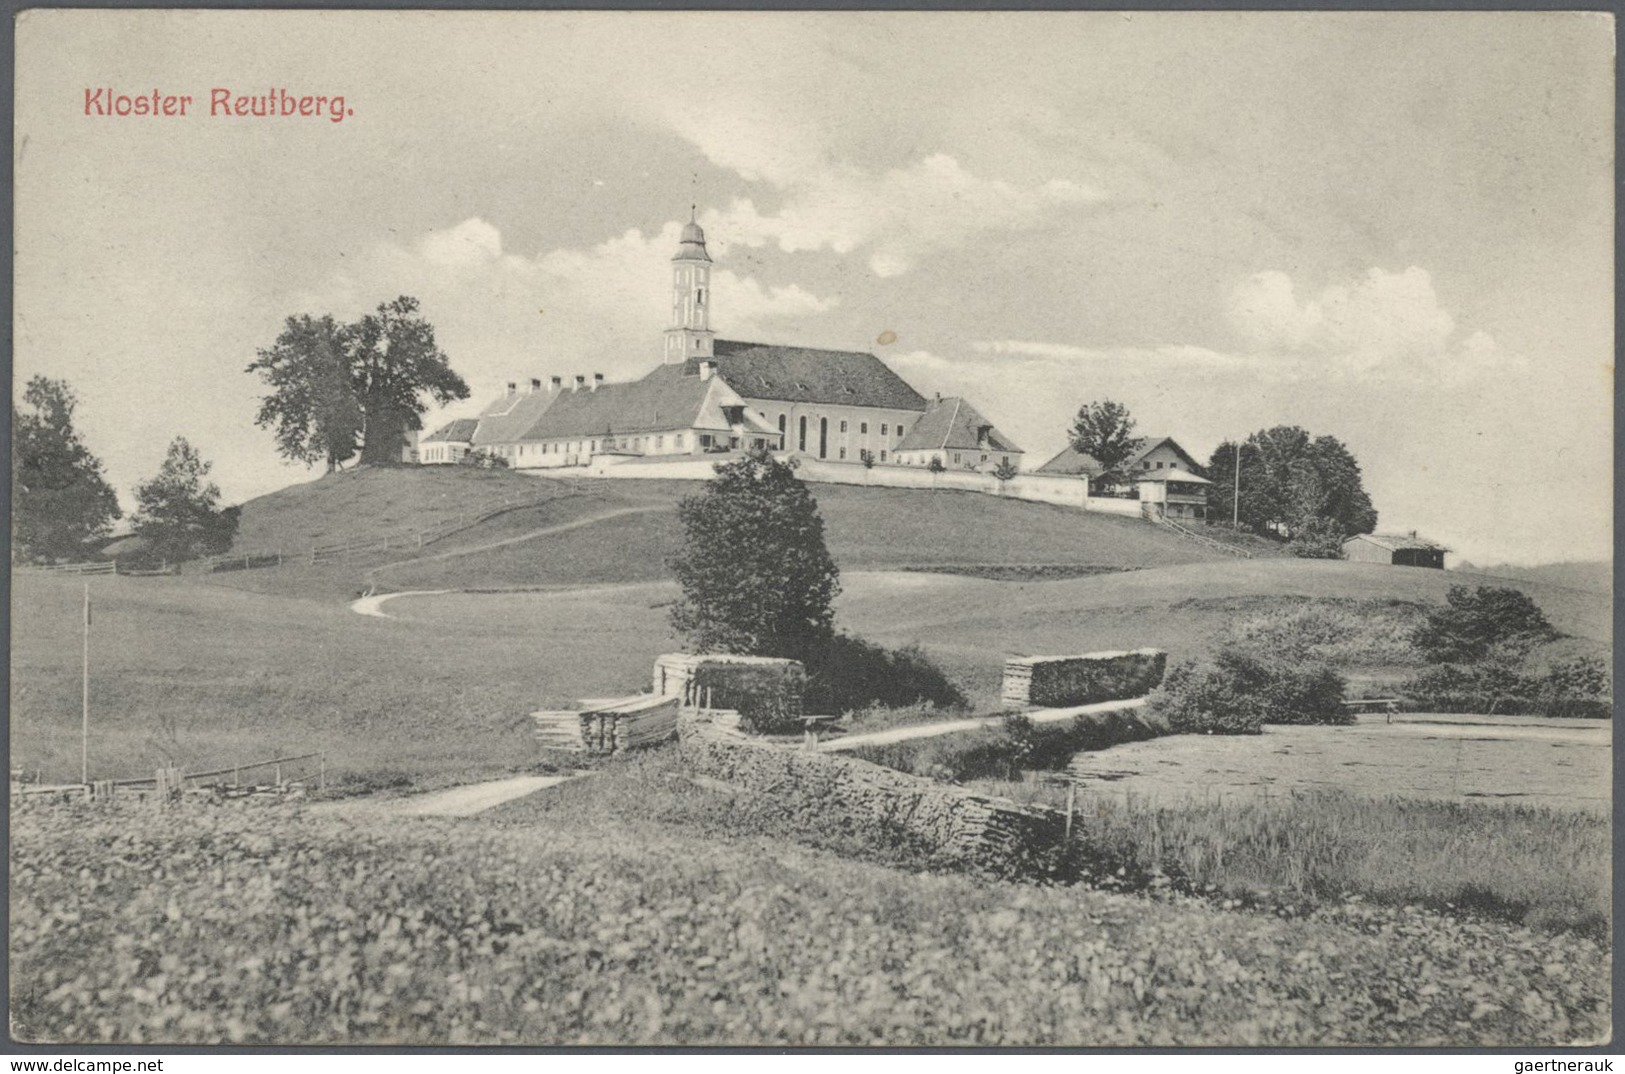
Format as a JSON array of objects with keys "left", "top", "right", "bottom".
[
  {"left": 1535, "top": 656, "right": 1612, "bottom": 719},
  {"left": 992, "top": 458, "right": 1020, "bottom": 482},
  {"left": 1149, "top": 658, "right": 1263, "bottom": 735},
  {"left": 1412, "top": 585, "right": 1555, "bottom": 663},
  {"left": 1403, "top": 652, "right": 1612, "bottom": 718},
  {"left": 1286, "top": 517, "right": 1348, "bottom": 559},
  {"left": 1224, "top": 599, "right": 1426, "bottom": 668},
  {"left": 1150, "top": 649, "right": 1349, "bottom": 734},
  {"left": 803, "top": 634, "right": 965, "bottom": 716}
]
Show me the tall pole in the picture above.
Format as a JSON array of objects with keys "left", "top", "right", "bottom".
[
  {"left": 81, "top": 582, "right": 90, "bottom": 785},
  {"left": 1232, "top": 441, "right": 1241, "bottom": 530}
]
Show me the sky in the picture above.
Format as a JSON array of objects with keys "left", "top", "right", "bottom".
[{"left": 14, "top": 10, "right": 1614, "bottom": 565}]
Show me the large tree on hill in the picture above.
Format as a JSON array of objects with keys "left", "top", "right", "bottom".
[
  {"left": 12, "top": 376, "right": 121, "bottom": 562},
  {"left": 246, "top": 314, "right": 363, "bottom": 472},
  {"left": 131, "top": 437, "right": 240, "bottom": 564},
  {"left": 348, "top": 296, "right": 470, "bottom": 465},
  {"left": 668, "top": 450, "right": 840, "bottom": 661},
  {"left": 1068, "top": 400, "right": 1140, "bottom": 487},
  {"left": 1206, "top": 426, "right": 1377, "bottom": 551},
  {"left": 246, "top": 296, "right": 469, "bottom": 469}
]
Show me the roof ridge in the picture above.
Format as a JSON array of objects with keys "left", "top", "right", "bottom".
[{"left": 940, "top": 397, "right": 963, "bottom": 451}]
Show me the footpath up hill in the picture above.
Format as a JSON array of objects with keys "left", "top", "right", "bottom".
[{"left": 224, "top": 467, "right": 1230, "bottom": 596}]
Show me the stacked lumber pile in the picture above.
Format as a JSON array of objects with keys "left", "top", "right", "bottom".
[
  {"left": 577, "top": 695, "right": 682, "bottom": 755},
  {"left": 1002, "top": 648, "right": 1167, "bottom": 709},
  {"left": 653, "top": 653, "right": 806, "bottom": 734},
  {"left": 532, "top": 710, "right": 589, "bottom": 752}
]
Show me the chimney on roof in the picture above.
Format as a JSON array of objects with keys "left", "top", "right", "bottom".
[
  {"left": 698, "top": 360, "right": 715, "bottom": 381},
  {"left": 934, "top": 392, "right": 941, "bottom": 403},
  {"left": 530, "top": 378, "right": 542, "bottom": 393},
  {"left": 574, "top": 375, "right": 586, "bottom": 391},
  {"left": 1409, "top": 529, "right": 1417, "bottom": 538},
  {"left": 506, "top": 380, "right": 517, "bottom": 395},
  {"left": 593, "top": 373, "right": 604, "bottom": 391},
  {"left": 549, "top": 375, "right": 563, "bottom": 393}
]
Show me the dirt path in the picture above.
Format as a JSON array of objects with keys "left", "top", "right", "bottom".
[
  {"left": 307, "top": 773, "right": 588, "bottom": 819},
  {"left": 350, "top": 589, "right": 452, "bottom": 619},
  {"left": 824, "top": 697, "right": 1147, "bottom": 752}
]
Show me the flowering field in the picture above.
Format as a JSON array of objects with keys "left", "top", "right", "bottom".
[{"left": 10, "top": 793, "right": 1610, "bottom": 1047}]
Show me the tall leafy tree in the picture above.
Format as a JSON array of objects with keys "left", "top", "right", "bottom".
[
  {"left": 246, "top": 296, "right": 469, "bottom": 469},
  {"left": 1206, "top": 426, "right": 1376, "bottom": 545},
  {"left": 347, "top": 296, "right": 470, "bottom": 465},
  {"left": 1068, "top": 400, "right": 1140, "bottom": 486},
  {"left": 245, "top": 314, "right": 363, "bottom": 472},
  {"left": 11, "top": 376, "right": 121, "bottom": 562},
  {"left": 668, "top": 450, "right": 840, "bottom": 661},
  {"left": 131, "top": 437, "right": 239, "bottom": 564}
]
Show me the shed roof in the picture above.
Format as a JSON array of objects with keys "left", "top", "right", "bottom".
[
  {"left": 703, "top": 340, "right": 929, "bottom": 411},
  {"left": 895, "top": 396, "right": 1022, "bottom": 454},
  {"left": 1345, "top": 532, "right": 1450, "bottom": 553}
]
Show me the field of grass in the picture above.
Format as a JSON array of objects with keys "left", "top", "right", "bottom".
[
  {"left": 8, "top": 573, "right": 675, "bottom": 788},
  {"left": 9, "top": 753, "right": 1610, "bottom": 1046},
  {"left": 1066, "top": 713, "right": 1611, "bottom": 813}
]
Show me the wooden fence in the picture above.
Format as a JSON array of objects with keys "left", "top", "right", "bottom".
[{"left": 12, "top": 751, "right": 326, "bottom": 801}]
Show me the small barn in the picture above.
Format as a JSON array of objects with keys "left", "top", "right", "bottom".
[{"left": 1342, "top": 532, "right": 1449, "bottom": 568}]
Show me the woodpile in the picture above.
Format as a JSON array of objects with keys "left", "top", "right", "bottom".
[
  {"left": 535, "top": 696, "right": 681, "bottom": 756},
  {"left": 1002, "top": 648, "right": 1167, "bottom": 709},
  {"left": 532, "top": 709, "right": 589, "bottom": 752}
]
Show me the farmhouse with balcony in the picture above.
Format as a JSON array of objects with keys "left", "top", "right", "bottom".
[
  {"left": 894, "top": 395, "right": 1024, "bottom": 472},
  {"left": 422, "top": 215, "right": 1023, "bottom": 471},
  {"left": 1133, "top": 467, "right": 1211, "bottom": 521},
  {"left": 1034, "top": 435, "right": 1203, "bottom": 492},
  {"left": 1342, "top": 531, "right": 1449, "bottom": 568}
]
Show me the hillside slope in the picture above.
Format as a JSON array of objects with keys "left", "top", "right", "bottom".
[{"left": 224, "top": 467, "right": 1230, "bottom": 596}]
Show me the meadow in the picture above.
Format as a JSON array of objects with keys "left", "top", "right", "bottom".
[{"left": 8, "top": 755, "right": 1611, "bottom": 1047}]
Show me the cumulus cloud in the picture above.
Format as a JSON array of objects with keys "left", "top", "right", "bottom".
[
  {"left": 1226, "top": 267, "right": 1519, "bottom": 379},
  {"left": 299, "top": 218, "right": 837, "bottom": 407},
  {"left": 696, "top": 154, "right": 1101, "bottom": 278}
]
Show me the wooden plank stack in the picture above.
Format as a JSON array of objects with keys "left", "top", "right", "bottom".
[
  {"left": 535, "top": 695, "right": 682, "bottom": 756},
  {"left": 532, "top": 709, "right": 589, "bottom": 752}
]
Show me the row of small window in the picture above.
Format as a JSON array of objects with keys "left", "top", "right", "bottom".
[
  {"left": 764, "top": 414, "right": 909, "bottom": 439},
  {"left": 835, "top": 448, "right": 889, "bottom": 462}
]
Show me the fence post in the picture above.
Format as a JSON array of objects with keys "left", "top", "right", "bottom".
[
  {"left": 417, "top": 533, "right": 424, "bottom": 550},
  {"left": 318, "top": 755, "right": 326, "bottom": 792},
  {"left": 1064, "top": 782, "right": 1076, "bottom": 841},
  {"left": 311, "top": 546, "right": 317, "bottom": 565}
]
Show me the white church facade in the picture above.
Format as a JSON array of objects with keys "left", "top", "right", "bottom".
[{"left": 421, "top": 215, "right": 1018, "bottom": 471}]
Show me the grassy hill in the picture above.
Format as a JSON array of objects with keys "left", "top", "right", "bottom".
[{"left": 222, "top": 467, "right": 1230, "bottom": 598}]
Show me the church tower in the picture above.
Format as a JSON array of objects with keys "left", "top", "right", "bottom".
[{"left": 664, "top": 208, "right": 716, "bottom": 364}]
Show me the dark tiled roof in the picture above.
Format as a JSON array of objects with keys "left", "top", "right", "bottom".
[
  {"left": 515, "top": 364, "right": 777, "bottom": 441},
  {"left": 703, "top": 340, "right": 929, "bottom": 411},
  {"left": 896, "top": 396, "right": 1022, "bottom": 454},
  {"left": 472, "top": 389, "right": 558, "bottom": 446},
  {"left": 1034, "top": 435, "right": 1195, "bottom": 475},
  {"left": 515, "top": 365, "right": 714, "bottom": 440},
  {"left": 422, "top": 418, "right": 479, "bottom": 444}
]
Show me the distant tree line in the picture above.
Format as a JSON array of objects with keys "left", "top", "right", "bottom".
[{"left": 12, "top": 377, "right": 238, "bottom": 566}]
